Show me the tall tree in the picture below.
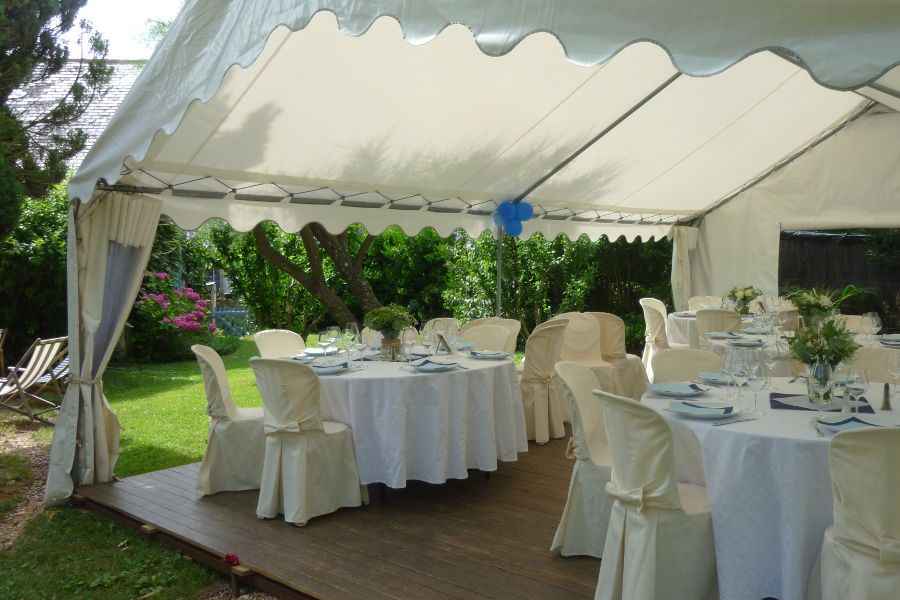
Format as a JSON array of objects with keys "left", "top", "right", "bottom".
[{"left": 0, "top": 0, "right": 111, "bottom": 238}]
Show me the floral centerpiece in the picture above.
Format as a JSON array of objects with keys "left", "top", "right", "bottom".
[
  {"left": 788, "top": 285, "right": 863, "bottom": 324},
  {"left": 726, "top": 285, "right": 762, "bottom": 314},
  {"left": 789, "top": 317, "right": 860, "bottom": 401},
  {"left": 364, "top": 305, "right": 416, "bottom": 359}
]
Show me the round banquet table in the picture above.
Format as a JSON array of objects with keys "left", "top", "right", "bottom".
[
  {"left": 643, "top": 379, "right": 897, "bottom": 600},
  {"left": 316, "top": 357, "right": 528, "bottom": 488}
]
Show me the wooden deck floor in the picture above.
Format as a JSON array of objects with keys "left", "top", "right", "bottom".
[{"left": 76, "top": 437, "right": 599, "bottom": 599}]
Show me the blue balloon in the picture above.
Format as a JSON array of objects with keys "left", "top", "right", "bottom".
[
  {"left": 504, "top": 218, "right": 523, "bottom": 237},
  {"left": 515, "top": 201, "right": 534, "bottom": 221},
  {"left": 497, "top": 200, "right": 516, "bottom": 221},
  {"left": 492, "top": 211, "right": 505, "bottom": 228}
]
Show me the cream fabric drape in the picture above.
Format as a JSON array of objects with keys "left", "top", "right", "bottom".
[
  {"left": 820, "top": 429, "right": 900, "bottom": 600},
  {"left": 461, "top": 317, "right": 521, "bottom": 354},
  {"left": 651, "top": 349, "right": 724, "bottom": 383},
  {"left": 250, "top": 357, "right": 366, "bottom": 525},
  {"left": 695, "top": 309, "right": 742, "bottom": 347},
  {"left": 670, "top": 226, "right": 699, "bottom": 312},
  {"left": 551, "top": 312, "right": 619, "bottom": 398},
  {"left": 461, "top": 323, "right": 509, "bottom": 353},
  {"left": 594, "top": 390, "right": 717, "bottom": 600},
  {"left": 45, "top": 192, "right": 161, "bottom": 504},
  {"left": 254, "top": 329, "right": 306, "bottom": 358},
  {"left": 588, "top": 312, "right": 648, "bottom": 400},
  {"left": 519, "top": 320, "right": 568, "bottom": 444},
  {"left": 192, "top": 345, "right": 265, "bottom": 495},
  {"left": 551, "top": 362, "right": 613, "bottom": 558}
]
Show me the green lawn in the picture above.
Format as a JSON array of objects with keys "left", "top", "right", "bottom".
[{"left": 0, "top": 338, "right": 263, "bottom": 599}]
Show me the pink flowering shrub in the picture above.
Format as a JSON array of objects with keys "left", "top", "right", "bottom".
[{"left": 129, "top": 272, "right": 234, "bottom": 361}]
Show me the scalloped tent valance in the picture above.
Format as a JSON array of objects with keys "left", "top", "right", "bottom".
[{"left": 69, "top": 0, "right": 900, "bottom": 241}]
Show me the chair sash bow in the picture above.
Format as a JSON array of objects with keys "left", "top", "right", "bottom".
[{"left": 605, "top": 481, "right": 646, "bottom": 508}]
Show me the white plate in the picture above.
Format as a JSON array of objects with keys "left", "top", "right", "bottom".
[
  {"left": 880, "top": 334, "right": 900, "bottom": 342},
  {"left": 470, "top": 351, "right": 510, "bottom": 360},
  {"left": 697, "top": 371, "right": 731, "bottom": 385},
  {"left": 291, "top": 354, "right": 316, "bottom": 363},
  {"left": 311, "top": 364, "right": 351, "bottom": 376},
  {"left": 303, "top": 347, "right": 327, "bottom": 356},
  {"left": 728, "top": 339, "right": 765, "bottom": 348},
  {"left": 816, "top": 416, "right": 882, "bottom": 436},
  {"left": 412, "top": 358, "right": 459, "bottom": 372},
  {"left": 707, "top": 332, "right": 741, "bottom": 340},
  {"left": 648, "top": 382, "right": 708, "bottom": 397},
  {"left": 667, "top": 401, "right": 739, "bottom": 419}
]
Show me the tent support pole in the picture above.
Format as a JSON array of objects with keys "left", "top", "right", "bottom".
[
  {"left": 511, "top": 72, "right": 681, "bottom": 203},
  {"left": 496, "top": 229, "right": 504, "bottom": 317}
]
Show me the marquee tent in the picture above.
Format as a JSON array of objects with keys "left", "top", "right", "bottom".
[{"left": 47, "top": 0, "right": 900, "bottom": 502}]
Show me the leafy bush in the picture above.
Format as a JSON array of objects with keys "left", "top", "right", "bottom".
[
  {"left": 363, "top": 305, "right": 416, "bottom": 338},
  {"left": 128, "top": 271, "right": 236, "bottom": 362}
]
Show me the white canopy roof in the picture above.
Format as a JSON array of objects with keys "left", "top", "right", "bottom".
[{"left": 70, "top": 0, "right": 900, "bottom": 240}]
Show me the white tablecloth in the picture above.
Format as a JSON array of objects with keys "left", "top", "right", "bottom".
[
  {"left": 667, "top": 312, "right": 700, "bottom": 347},
  {"left": 643, "top": 380, "right": 897, "bottom": 600},
  {"left": 318, "top": 358, "right": 528, "bottom": 488}
]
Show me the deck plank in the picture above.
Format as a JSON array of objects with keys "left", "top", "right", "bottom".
[{"left": 78, "top": 436, "right": 599, "bottom": 599}]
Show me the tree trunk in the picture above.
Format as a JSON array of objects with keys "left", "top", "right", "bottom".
[
  {"left": 252, "top": 224, "right": 357, "bottom": 327},
  {"left": 309, "top": 223, "right": 382, "bottom": 314}
]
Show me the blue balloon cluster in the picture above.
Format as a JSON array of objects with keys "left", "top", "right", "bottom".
[{"left": 492, "top": 200, "right": 534, "bottom": 237}]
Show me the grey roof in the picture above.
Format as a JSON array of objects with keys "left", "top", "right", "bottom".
[{"left": 7, "top": 59, "right": 143, "bottom": 168}]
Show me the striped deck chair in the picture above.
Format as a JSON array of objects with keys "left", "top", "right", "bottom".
[
  {"left": 12, "top": 353, "right": 70, "bottom": 402},
  {"left": 0, "top": 336, "right": 68, "bottom": 423}
]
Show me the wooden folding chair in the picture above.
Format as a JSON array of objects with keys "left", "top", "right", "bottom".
[
  {"left": 14, "top": 352, "right": 70, "bottom": 403},
  {"left": 0, "top": 337, "right": 68, "bottom": 424}
]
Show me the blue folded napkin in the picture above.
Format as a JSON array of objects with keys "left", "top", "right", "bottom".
[
  {"left": 681, "top": 402, "right": 733, "bottom": 415},
  {"left": 816, "top": 416, "right": 881, "bottom": 435},
  {"left": 311, "top": 361, "right": 349, "bottom": 370},
  {"left": 770, "top": 392, "right": 874, "bottom": 414},
  {"left": 470, "top": 350, "right": 509, "bottom": 359}
]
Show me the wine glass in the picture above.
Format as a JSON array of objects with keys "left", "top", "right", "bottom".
[
  {"left": 317, "top": 329, "right": 330, "bottom": 353},
  {"left": 745, "top": 349, "right": 764, "bottom": 413},
  {"left": 345, "top": 322, "right": 360, "bottom": 346},
  {"left": 423, "top": 331, "right": 437, "bottom": 356},
  {"left": 869, "top": 312, "right": 882, "bottom": 342},
  {"left": 401, "top": 327, "right": 417, "bottom": 362},
  {"left": 808, "top": 360, "right": 834, "bottom": 421},
  {"left": 844, "top": 368, "right": 869, "bottom": 415},
  {"left": 888, "top": 353, "right": 900, "bottom": 400},
  {"left": 761, "top": 345, "right": 779, "bottom": 390},
  {"left": 724, "top": 350, "right": 748, "bottom": 404}
]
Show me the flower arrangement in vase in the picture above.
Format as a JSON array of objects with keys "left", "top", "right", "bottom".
[
  {"left": 789, "top": 317, "right": 860, "bottom": 401},
  {"left": 787, "top": 285, "right": 863, "bottom": 325},
  {"left": 726, "top": 285, "right": 762, "bottom": 314},
  {"left": 363, "top": 305, "right": 416, "bottom": 360}
]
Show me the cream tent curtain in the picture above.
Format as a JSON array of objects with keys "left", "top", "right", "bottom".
[
  {"left": 45, "top": 193, "right": 161, "bottom": 504},
  {"left": 670, "top": 226, "right": 699, "bottom": 311}
]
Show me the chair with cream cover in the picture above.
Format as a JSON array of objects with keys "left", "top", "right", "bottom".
[
  {"left": 651, "top": 349, "right": 724, "bottom": 383},
  {"left": 688, "top": 295, "right": 722, "bottom": 311},
  {"left": 250, "top": 357, "right": 367, "bottom": 525},
  {"left": 461, "top": 317, "right": 521, "bottom": 353},
  {"left": 836, "top": 314, "right": 864, "bottom": 333},
  {"left": 551, "top": 362, "right": 613, "bottom": 558},
  {"left": 422, "top": 317, "right": 461, "bottom": 335},
  {"left": 360, "top": 327, "right": 383, "bottom": 347},
  {"left": 639, "top": 298, "right": 688, "bottom": 381},
  {"left": 818, "top": 428, "right": 900, "bottom": 600},
  {"left": 849, "top": 347, "right": 895, "bottom": 383},
  {"left": 695, "top": 309, "right": 742, "bottom": 347},
  {"left": 776, "top": 309, "right": 800, "bottom": 332},
  {"left": 519, "top": 320, "right": 568, "bottom": 444},
  {"left": 588, "top": 312, "right": 648, "bottom": 400},
  {"left": 192, "top": 345, "right": 266, "bottom": 495},
  {"left": 593, "top": 389, "right": 717, "bottom": 600},
  {"left": 461, "top": 323, "right": 509, "bottom": 352},
  {"left": 550, "top": 312, "right": 618, "bottom": 398},
  {"left": 254, "top": 329, "right": 306, "bottom": 358}
]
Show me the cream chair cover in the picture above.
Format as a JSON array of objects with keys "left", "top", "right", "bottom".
[
  {"left": 250, "top": 357, "right": 366, "bottom": 525},
  {"left": 651, "top": 349, "right": 724, "bottom": 383},
  {"left": 519, "top": 320, "right": 568, "bottom": 444},
  {"left": 461, "top": 317, "right": 521, "bottom": 353},
  {"left": 461, "top": 323, "right": 509, "bottom": 352},
  {"left": 551, "top": 362, "right": 613, "bottom": 558},
  {"left": 594, "top": 390, "right": 717, "bottom": 600},
  {"left": 639, "top": 298, "right": 669, "bottom": 381},
  {"left": 695, "top": 309, "right": 742, "bottom": 347},
  {"left": 191, "top": 345, "right": 265, "bottom": 495},
  {"left": 849, "top": 347, "right": 895, "bottom": 383},
  {"left": 360, "top": 327, "right": 383, "bottom": 346},
  {"left": 688, "top": 296, "right": 722, "bottom": 311},
  {"left": 254, "top": 329, "right": 306, "bottom": 358},
  {"left": 819, "top": 429, "right": 900, "bottom": 600},
  {"left": 588, "top": 312, "right": 648, "bottom": 400},
  {"left": 422, "top": 317, "right": 461, "bottom": 334},
  {"left": 550, "top": 312, "right": 618, "bottom": 398},
  {"left": 837, "top": 314, "right": 864, "bottom": 333}
]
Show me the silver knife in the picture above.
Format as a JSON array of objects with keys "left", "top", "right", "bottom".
[{"left": 712, "top": 416, "right": 759, "bottom": 426}]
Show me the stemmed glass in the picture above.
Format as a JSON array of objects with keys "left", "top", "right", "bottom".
[
  {"left": 317, "top": 328, "right": 331, "bottom": 358},
  {"left": 844, "top": 368, "right": 869, "bottom": 415},
  {"left": 808, "top": 360, "right": 834, "bottom": 421},
  {"left": 401, "top": 327, "right": 417, "bottom": 363},
  {"left": 724, "top": 350, "right": 749, "bottom": 405},
  {"left": 326, "top": 325, "right": 342, "bottom": 365},
  {"left": 868, "top": 312, "right": 882, "bottom": 342},
  {"left": 745, "top": 349, "right": 765, "bottom": 414},
  {"left": 888, "top": 353, "right": 900, "bottom": 400},
  {"left": 761, "top": 344, "right": 779, "bottom": 389},
  {"left": 422, "top": 331, "right": 437, "bottom": 356}
]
